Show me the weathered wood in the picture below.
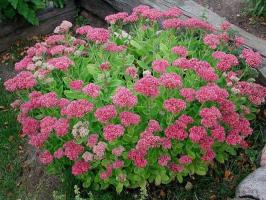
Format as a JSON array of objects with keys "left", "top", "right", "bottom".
[
  {"left": 0, "top": 0, "right": 77, "bottom": 53},
  {"left": 79, "top": 0, "right": 118, "bottom": 20}
]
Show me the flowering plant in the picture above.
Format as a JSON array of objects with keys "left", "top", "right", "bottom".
[{"left": 4, "top": 6, "right": 266, "bottom": 193}]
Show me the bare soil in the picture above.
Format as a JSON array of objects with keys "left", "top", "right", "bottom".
[{"left": 193, "top": 0, "right": 266, "bottom": 40}]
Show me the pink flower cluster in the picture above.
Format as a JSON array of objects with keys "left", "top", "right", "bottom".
[
  {"left": 212, "top": 51, "right": 239, "bottom": 71},
  {"left": 86, "top": 28, "right": 110, "bottom": 43},
  {"left": 105, "top": 12, "right": 128, "bottom": 24},
  {"left": 103, "top": 124, "right": 125, "bottom": 141},
  {"left": 4, "top": 71, "right": 36, "bottom": 92},
  {"left": 61, "top": 99, "right": 94, "bottom": 118},
  {"left": 134, "top": 75, "right": 160, "bottom": 97},
  {"left": 240, "top": 49, "right": 262, "bottom": 68},
  {"left": 47, "top": 56, "right": 74, "bottom": 71},
  {"left": 163, "top": 98, "right": 186, "bottom": 114},
  {"left": 152, "top": 59, "right": 170, "bottom": 73},
  {"left": 94, "top": 105, "right": 117, "bottom": 123},
  {"left": 112, "top": 87, "right": 137, "bottom": 108}
]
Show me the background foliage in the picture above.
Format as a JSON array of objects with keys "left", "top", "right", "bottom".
[{"left": 0, "top": 0, "right": 65, "bottom": 25}]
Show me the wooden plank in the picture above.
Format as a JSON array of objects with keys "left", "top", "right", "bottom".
[{"left": 79, "top": 0, "right": 118, "bottom": 20}]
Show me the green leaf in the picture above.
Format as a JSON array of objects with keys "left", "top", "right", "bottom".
[
  {"left": 8, "top": 0, "right": 19, "bottom": 8},
  {"left": 116, "top": 183, "right": 123, "bottom": 193},
  {"left": 216, "top": 154, "right": 225, "bottom": 163},
  {"left": 82, "top": 176, "right": 92, "bottom": 188},
  {"left": 64, "top": 90, "right": 88, "bottom": 100},
  {"left": 176, "top": 174, "right": 183, "bottom": 183},
  {"left": 155, "top": 175, "right": 161, "bottom": 186}
]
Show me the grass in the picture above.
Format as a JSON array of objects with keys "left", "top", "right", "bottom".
[{"left": 0, "top": 82, "right": 23, "bottom": 199}]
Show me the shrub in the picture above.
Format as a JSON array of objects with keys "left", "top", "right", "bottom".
[{"left": 4, "top": 5, "right": 266, "bottom": 193}]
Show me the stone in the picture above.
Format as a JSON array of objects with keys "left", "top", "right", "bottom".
[
  {"left": 261, "top": 145, "right": 266, "bottom": 167},
  {"left": 235, "top": 166, "right": 266, "bottom": 200}
]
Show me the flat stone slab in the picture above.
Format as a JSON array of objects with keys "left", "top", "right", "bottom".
[{"left": 236, "top": 166, "right": 266, "bottom": 200}]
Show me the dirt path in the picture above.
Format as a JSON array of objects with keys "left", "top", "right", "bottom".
[{"left": 193, "top": 0, "right": 266, "bottom": 39}]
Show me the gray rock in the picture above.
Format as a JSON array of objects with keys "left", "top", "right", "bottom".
[{"left": 236, "top": 166, "right": 266, "bottom": 200}]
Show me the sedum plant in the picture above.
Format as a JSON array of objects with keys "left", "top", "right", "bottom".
[{"left": 4, "top": 5, "right": 266, "bottom": 193}]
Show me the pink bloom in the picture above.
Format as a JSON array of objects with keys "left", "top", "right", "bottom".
[
  {"left": 235, "top": 36, "right": 245, "bottom": 47},
  {"left": 63, "top": 141, "right": 84, "bottom": 160},
  {"left": 179, "top": 155, "right": 192, "bottom": 164},
  {"left": 82, "top": 83, "right": 101, "bottom": 98},
  {"left": 104, "top": 42, "right": 126, "bottom": 52},
  {"left": 86, "top": 28, "right": 110, "bottom": 43},
  {"left": 123, "top": 14, "right": 139, "bottom": 23},
  {"left": 99, "top": 62, "right": 111, "bottom": 71},
  {"left": 147, "top": 120, "right": 162, "bottom": 132},
  {"left": 226, "top": 133, "right": 242, "bottom": 145},
  {"left": 69, "top": 80, "right": 83, "bottom": 90},
  {"left": 183, "top": 18, "right": 214, "bottom": 32},
  {"left": 54, "top": 20, "right": 72, "bottom": 34},
  {"left": 21, "top": 117, "right": 39, "bottom": 136},
  {"left": 11, "top": 99, "right": 22, "bottom": 109},
  {"left": 82, "top": 152, "right": 94, "bottom": 162},
  {"left": 159, "top": 73, "right": 182, "bottom": 89},
  {"left": 196, "top": 84, "right": 229, "bottom": 103},
  {"left": 240, "top": 48, "right": 262, "bottom": 68},
  {"left": 54, "top": 118, "right": 69, "bottom": 137},
  {"left": 172, "top": 46, "right": 188, "bottom": 57},
  {"left": 199, "top": 106, "right": 221, "bottom": 128},
  {"left": 4, "top": 71, "right": 36, "bottom": 92},
  {"left": 203, "top": 34, "right": 220, "bottom": 49},
  {"left": 76, "top": 25, "right": 92, "bottom": 35},
  {"left": 58, "top": 98, "right": 70, "bottom": 108},
  {"left": 180, "top": 88, "right": 195, "bottom": 102},
  {"left": 134, "top": 75, "right": 160, "bottom": 97},
  {"left": 133, "top": 5, "right": 150, "bottom": 14},
  {"left": 220, "top": 21, "right": 231, "bottom": 31},
  {"left": 175, "top": 114, "right": 194, "bottom": 128},
  {"left": 165, "top": 123, "right": 187, "bottom": 140},
  {"left": 47, "top": 56, "right": 74, "bottom": 71},
  {"left": 40, "top": 116, "right": 56, "bottom": 134},
  {"left": 46, "top": 34, "right": 65, "bottom": 45},
  {"left": 201, "top": 150, "right": 215, "bottom": 161},
  {"left": 152, "top": 59, "right": 170, "bottom": 73},
  {"left": 87, "top": 134, "right": 98, "bottom": 148},
  {"left": 61, "top": 99, "right": 94, "bottom": 118},
  {"left": 173, "top": 57, "right": 193, "bottom": 69},
  {"left": 141, "top": 8, "right": 163, "bottom": 21},
  {"left": 112, "top": 87, "right": 137, "bottom": 108},
  {"left": 128, "top": 149, "right": 147, "bottom": 168},
  {"left": 105, "top": 12, "right": 128, "bottom": 24},
  {"left": 93, "top": 142, "right": 106, "bottom": 159},
  {"left": 125, "top": 66, "right": 138, "bottom": 79},
  {"left": 103, "top": 124, "right": 125, "bottom": 141},
  {"left": 54, "top": 148, "right": 64, "bottom": 159},
  {"left": 163, "top": 98, "right": 186, "bottom": 114},
  {"left": 37, "top": 92, "right": 58, "bottom": 108},
  {"left": 162, "top": 7, "right": 182, "bottom": 18},
  {"left": 49, "top": 45, "right": 65, "bottom": 55},
  {"left": 112, "top": 146, "right": 125, "bottom": 156},
  {"left": 193, "top": 60, "right": 218, "bottom": 81},
  {"left": 112, "top": 160, "right": 124, "bottom": 169},
  {"left": 158, "top": 155, "right": 171, "bottom": 166},
  {"left": 39, "top": 151, "right": 53, "bottom": 165},
  {"left": 15, "top": 56, "right": 32, "bottom": 71},
  {"left": 189, "top": 126, "right": 207, "bottom": 143},
  {"left": 72, "top": 160, "right": 90, "bottom": 176},
  {"left": 94, "top": 105, "right": 117, "bottom": 123},
  {"left": 160, "top": 137, "right": 172, "bottom": 149},
  {"left": 169, "top": 163, "right": 184, "bottom": 173},
  {"left": 162, "top": 18, "right": 183, "bottom": 29},
  {"left": 211, "top": 125, "right": 225, "bottom": 142},
  {"left": 119, "top": 111, "right": 140, "bottom": 127}
]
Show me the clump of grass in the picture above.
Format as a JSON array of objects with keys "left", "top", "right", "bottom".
[{"left": 0, "top": 82, "right": 23, "bottom": 199}]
